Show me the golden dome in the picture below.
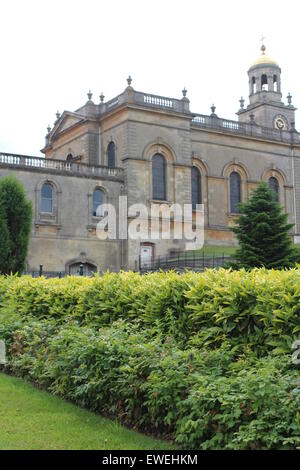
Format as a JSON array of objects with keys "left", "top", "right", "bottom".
[{"left": 250, "top": 44, "right": 278, "bottom": 68}]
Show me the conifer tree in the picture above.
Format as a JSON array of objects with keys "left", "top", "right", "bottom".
[
  {"left": 232, "top": 182, "right": 295, "bottom": 269},
  {"left": 0, "top": 176, "right": 32, "bottom": 274},
  {"left": 0, "top": 202, "right": 10, "bottom": 271}
]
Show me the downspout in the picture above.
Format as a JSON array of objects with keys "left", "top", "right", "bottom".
[
  {"left": 98, "top": 124, "right": 102, "bottom": 166},
  {"left": 290, "top": 124, "right": 297, "bottom": 238}
]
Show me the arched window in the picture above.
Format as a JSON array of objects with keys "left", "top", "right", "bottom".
[
  {"left": 107, "top": 142, "right": 115, "bottom": 168},
  {"left": 41, "top": 183, "right": 53, "bottom": 213},
  {"left": 92, "top": 189, "right": 104, "bottom": 216},
  {"left": 68, "top": 262, "right": 97, "bottom": 276},
  {"left": 252, "top": 77, "right": 257, "bottom": 94},
  {"left": 66, "top": 153, "right": 73, "bottom": 162},
  {"left": 191, "top": 167, "right": 201, "bottom": 210},
  {"left": 273, "top": 75, "right": 278, "bottom": 93},
  {"left": 261, "top": 74, "right": 268, "bottom": 91},
  {"left": 268, "top": 177, "right": 279, "bottom": 201},
  {"left": 152, "top": 154, "right": 166, "bottom": 200},
  {"left": 230, "top": 172, "right": 241, "bottom": 213}
]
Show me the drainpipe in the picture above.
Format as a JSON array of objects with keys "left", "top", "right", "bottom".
[
  {"left": 290, "top": 123, "right": 297, "bottom": 238},
  {"left": 98, "top": 125, "right": 102, "bottom": 166}
]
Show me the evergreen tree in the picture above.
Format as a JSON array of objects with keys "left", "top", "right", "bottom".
[
  {"left": 232, "top": 181, "right": 295, "bottom": 269},
  {"left": 0, "top": 176, "right": 32, "bottom": 274},
  {"left": 0, "top": 202, "right": 10, "bottom": 271}
]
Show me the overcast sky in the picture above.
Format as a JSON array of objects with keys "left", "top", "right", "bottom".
[{"left": 1, "top": 0, "right": 299, "bottom": 157}]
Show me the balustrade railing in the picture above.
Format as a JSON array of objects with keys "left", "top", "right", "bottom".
[
  {"left": 0, "top": 152, "right": 124, "bottom": 179},
  {"left": 191, "top": 114, "right": 297, "bottom": 143},
  {"left": 74, "top": 87, "right": 297, "bottom": 144},
  {"left": 143, "top": 94, "right": 173, "bottom": 108},
  {"left": 133, "top": 91, "right": 186, "bottom": 113}
]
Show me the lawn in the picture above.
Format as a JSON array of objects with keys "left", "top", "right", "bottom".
[
  {"left": 167, "top": 245, "right": 237, "bottom": 261},
  {"left": 197, "top": 245, "right": 237, "bottom": 256},
  {"left": 0, "top": 373, "right": 174, "bottom": 450}
]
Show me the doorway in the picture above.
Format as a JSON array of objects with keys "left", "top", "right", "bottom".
[{"left": 140, "top": 243, "right": 154, "bottom": 268}]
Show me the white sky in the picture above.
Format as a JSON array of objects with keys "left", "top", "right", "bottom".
[{"left": 1, "top": 0, "right": 300, "bottom": 157}]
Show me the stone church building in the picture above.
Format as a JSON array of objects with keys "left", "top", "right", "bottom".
[{"left": 1, "top": 43, "right": 300, "bottom": 273}]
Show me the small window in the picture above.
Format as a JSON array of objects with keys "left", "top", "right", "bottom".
[
  {"left": 107, "top": 142, "right": 116, "bottom": 168},
  {"left": 261, "top": 74, "right": 268, "bottom": 91},
  {"left": 92, "top": 189, "right": 104, "bottom": 216},
  {"left": 230, "top": 172, "right": 241, "bottom": 213},
  {"left": 268, "top": 177, "right": 279, "bottom": 201},
  {"left": 273, "top": 75, "right": 278, "bottom": 93},
  {"left": 66, "top": 153, "right": 73, "bottom": 162},
  {"left": 41, "top": 183, "right": 53, "bottom": 213},
  {"left": 252, "top": 77, "right": 257, "bottom": 94},
  {"left": 152, "top": 154, "right": 166, "bottom": 201},
  {"left": 191, "top": 167, "right": 201, "bottom": 209}
]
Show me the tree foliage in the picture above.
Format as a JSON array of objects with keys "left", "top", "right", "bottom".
[
  {"left": 231, "top": 182, "right": 295, "bottom": 269},
  {"left": 0, "top": 176, "right": 32, "bottom": 274},
  {"left": 0, "top": 202, "right": 10, "bottom": 269}
]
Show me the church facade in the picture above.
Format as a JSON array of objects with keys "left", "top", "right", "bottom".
[{"left": 1, "top": 44, "right": 300, "bottom": 273}]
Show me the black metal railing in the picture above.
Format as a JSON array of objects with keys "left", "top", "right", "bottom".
[
  {"left": 23, "top": 263, "right": 97, "bottom": 278},
  {"left": 139, "top": 251, "right": 236, "bottom": 273}
]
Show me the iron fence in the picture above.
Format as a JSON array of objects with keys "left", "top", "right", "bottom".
[
  {"left": 139, "top": 251, "right": 236, "bottom": 273},
  {"left": 23, "top": 263, "right": 96, "bottom": 278}
]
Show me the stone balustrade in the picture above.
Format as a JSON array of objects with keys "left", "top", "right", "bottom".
[
  {"left": 98, "top": 90, "right": 298, "bottom": 143},
  {"left": 191, "top": 114, "right": 298, "bottom": 143},
  {"left": 56, "top": 87, "right": 300, "bottom": 146},
  {"left": 0, "top": 153, "right": 124, "bottom": 180}
]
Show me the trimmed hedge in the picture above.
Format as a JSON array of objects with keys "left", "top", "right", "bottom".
[
  {"left": 0, "top": 269, "right": 299, "bottom": 449},
  {"left": 1, "top": 269, "right": 299, "bottom": 353}
]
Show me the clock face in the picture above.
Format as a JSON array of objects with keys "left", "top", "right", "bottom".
[{"left": 274, "top": 116, "right": 287, "bottom": 130}]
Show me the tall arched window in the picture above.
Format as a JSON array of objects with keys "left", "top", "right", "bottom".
[
  {"left": 230, "top": 172, "right": 241, "bottom": 213},
  {"left": 273, "top": 75, "right": 278, "bottom": 92},
  {"left": 268, "top": 177, "right": 279, "bottom": 201},
  {"left": 152, "top": 154, "right": 166, "bottom": 201},
  {"left": 191, "top": 167, "right": 201, "bottom": 210},
  {"left": 92, "top": 189, "right": 104, "bottom": 216},
  {"left": 107, "top": 142, "right": 115, "bottom": 168},
  {"left": 252, "top": 77, "right": 257, "bottom": 94},
  {"left": 41, "top": 183, "right": 53, "bottom": 213}
]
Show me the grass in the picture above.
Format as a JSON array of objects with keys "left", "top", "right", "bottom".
[
  {"left": 197, "top": 245, "right": 237, "bottom": 256},
  {"left": 0, "top": 372, "right": 174, "bottom": 450},
  {"left": 166, "top": 245, "right": 237, "bottom": 261}
]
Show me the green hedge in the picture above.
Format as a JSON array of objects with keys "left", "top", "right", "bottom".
[
  {"left": 1, "top": 269, "right": 300, "bottom": 354},
  {"left": 0, "top": 317, "right": 298, "bottom": 449},
  {"left": 0, "top": 269, "right": 299, "bottom": 449}
]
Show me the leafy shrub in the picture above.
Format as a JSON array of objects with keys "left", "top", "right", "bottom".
[
  {"left": 0, "top": 317, "right": 298, "bottom": 449},
  {"left": 176, "top": 355, "right": 299, "bottom": 449},
  {"left": 2, "top": 275, "right": 91, "bottom": 321},
  {"left": 1, "top": 268, "right": 299, "bottom": 354},
  {"left": 0, "top": 269, "right": 299, "bottom": 449}
]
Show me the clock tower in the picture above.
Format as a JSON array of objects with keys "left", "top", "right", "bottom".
[{"left": 237, "top": 41, "right": 296, "bottom": 130}]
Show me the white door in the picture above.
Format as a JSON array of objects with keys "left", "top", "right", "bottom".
[{"left": 140, "top": 246, "right": 152, "bottom": 268}]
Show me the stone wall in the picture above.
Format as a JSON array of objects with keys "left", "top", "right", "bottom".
[{"left": 0, "top": 164, "right": 123, "bottom": 272}]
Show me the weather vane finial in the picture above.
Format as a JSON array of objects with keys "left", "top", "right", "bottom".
[{"left": 260, "top": 35, "right": 266, "bottom": 54}]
